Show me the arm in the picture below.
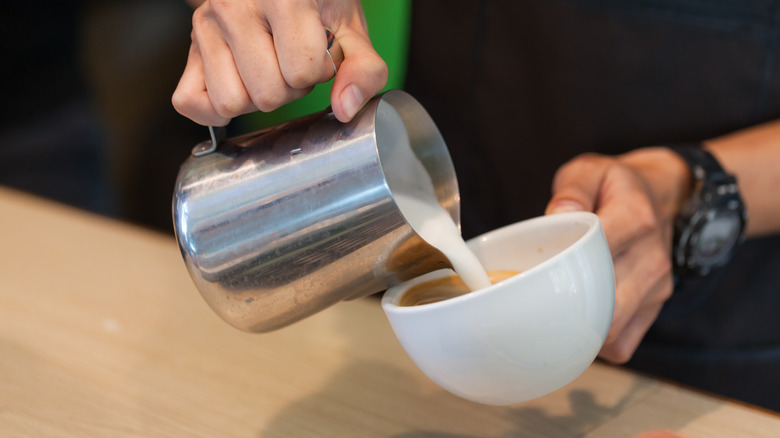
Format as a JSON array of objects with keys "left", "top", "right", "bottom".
[
  {"left": 705, "top": 119, "right": 780, "bottom": 237},
  {"left": 546, "top": 119, "right": 780, "bottom": 363},
  {"left": 171, "top": 0, "right": 389, "bottom": 126}
]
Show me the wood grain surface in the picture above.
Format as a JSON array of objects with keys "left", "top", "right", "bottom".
[{"left": 1, "top": 186, "right": 778, "bottom": 438}]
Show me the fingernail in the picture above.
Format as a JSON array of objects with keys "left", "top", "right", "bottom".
[
  {"left": 547, "top": 200, "right": 585, "bottom": 215},
  {"left": 340, "top": 84, "right": 364, "bottom": 121}
]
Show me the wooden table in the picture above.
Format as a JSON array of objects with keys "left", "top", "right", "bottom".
[{"left": 1, "top": 186, "right": 778, "bottom": 437}]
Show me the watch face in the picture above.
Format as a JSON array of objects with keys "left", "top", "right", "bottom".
[{"left": 694, "top": 209, "right": 742, "bottom": 264}]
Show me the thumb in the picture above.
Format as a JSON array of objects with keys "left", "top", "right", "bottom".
[
  {"left": 546, "top": 199, "right": 587, "bottom": 215},
  {"left": 545, "top": 154, "right": 608, "bottom": 215},
  {"left": 329, "top": 25, "right": 389, "bottom": 122}
]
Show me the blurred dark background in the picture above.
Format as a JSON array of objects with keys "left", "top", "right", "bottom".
[
  {"left": 1, "top": 0, "right": 409, "bottom": 234},
  {"left": 2, "top": 0, "right": 206, "bottom": 234}
]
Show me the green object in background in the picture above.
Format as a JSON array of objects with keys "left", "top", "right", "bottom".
[{"left": 236, "top": 0, "right": 411, "bottom": 131}]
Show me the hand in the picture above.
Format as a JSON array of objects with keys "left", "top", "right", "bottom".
[
  {"left": 545, "top": 148, "right": 691, "bottom": 363},
  {"left": 172, "top": 0, "right": 389, "bottom": 126}
]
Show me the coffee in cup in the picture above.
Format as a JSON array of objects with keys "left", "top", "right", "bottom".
[{"left": 398, "top": 270, "right": 520, "bottom": 307}]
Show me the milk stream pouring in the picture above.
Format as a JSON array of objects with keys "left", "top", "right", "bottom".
[
  {"left": 173, "top": 90, "right": 482, "bottom": 332},
  {"left": 378, "top": 106, "right": 491, "bottom": 291}
]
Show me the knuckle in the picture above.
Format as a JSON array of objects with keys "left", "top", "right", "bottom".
[
  {"left": 370, "top": 55, "right": 390, "bottom": 81},
  {"left": 171, "top": 93, "right": 227, "bottom": 126},
  {"left": 170, "top": 89, "right": 190, "bottom": 114},
  {"left": 208, "top": 0, "right": 233, "bottom": 18},
  {"left": 191, "top": 6, "right": 203, "bottom": 26},
  {"left": 212, "top": 95, "right": 246, "bottom": 119},
  {"left": 198, "top": 0, "right": 248, "bottom": 29},
  {"left": 340, "top": 50, "right": 388, "bottom": 91},
  {"left": 249, "top": 89, "right": 285, "bottom": 113},
  {"left": 362, "top": 52, "right": 390, "bottom": 86},
  {"left": 191, "top": 5, "right": 210, "bottom": 30},
  {"left": 632, "top": 201, "right": 660, "bottom": 235},
  {"left": 283, "top": 61, "right": 320, "bottom": 89}
]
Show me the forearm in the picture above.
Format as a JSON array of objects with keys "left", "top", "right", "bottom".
[{"left": 704, "top": 119, "right": 780, "bottom": 238}]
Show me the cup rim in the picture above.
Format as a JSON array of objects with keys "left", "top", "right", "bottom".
[{"left": 381, "top": 211, "right": 602, "bottom": 312}]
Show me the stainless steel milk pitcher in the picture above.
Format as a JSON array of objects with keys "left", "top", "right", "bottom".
[{"left": 173, "top": 90, "right": 459, "bottom": 332}]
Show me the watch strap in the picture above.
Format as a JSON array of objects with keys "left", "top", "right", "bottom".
[{"left": 670, "top": 144, "right": 729, "bottom": 184}]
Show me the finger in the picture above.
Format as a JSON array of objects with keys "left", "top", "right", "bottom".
[
  {"left": 610, "top": 242, "right": 672, "bottom": 336},
  {"left": 594, "top": 165, "right": 663, "bottom": 256},
  {"left": 192, "top": 4, "right": 257, "bottom": 120},
  {"left": 545, "top": 154, "right": 608, "bottom": 215},
  {"left": 215, "top": 3, "right": 310, "bottom": 112},
  {"left": 330, "top": 22, "right": 389, "bottom": 122},
  {"left": 602, "top": 242, "right": 673, "bottom": 358},
  {"left": 325, "top": 28, "right": 345, "bottom": 70},
  {"left": 600, "top": 302, "right": 663, "bottom": 363},
  {"left": 266, "top": 3, "right": 339, "bottom": 88},
  {"left": 172, "top": 43, "right": 230, "bottom": 126}
]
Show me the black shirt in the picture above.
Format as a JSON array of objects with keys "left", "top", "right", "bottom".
[{"left": 405, "top": 0, "right": 780, "bottom": 411}]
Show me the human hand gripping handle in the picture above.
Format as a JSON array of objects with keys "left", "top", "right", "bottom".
[
  {"left": 172, "top": 0, "right": 388, "bottom": 126},
  {"left": 190, "top": 28, "right": 343, "bottom": 157},
  {"left": 545, "top": 148, "right": 692, "bottom": 363}
]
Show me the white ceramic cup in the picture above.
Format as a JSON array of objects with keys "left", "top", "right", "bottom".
[{"left": 381, "top": 211, "right": 615, "bottom": 406}]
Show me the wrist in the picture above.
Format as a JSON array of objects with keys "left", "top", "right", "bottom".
[{"left": 618, "top": 147, "right": 692, "bottom": 223}]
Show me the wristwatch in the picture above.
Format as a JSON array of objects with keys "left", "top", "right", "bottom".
[{"left": 670, "top": 145, "right": 748, "bottom": 276}]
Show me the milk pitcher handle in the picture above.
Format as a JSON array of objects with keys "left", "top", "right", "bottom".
[{"left": 190, "top": 28, "right": 343, "bottom": 158}]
